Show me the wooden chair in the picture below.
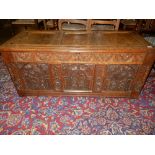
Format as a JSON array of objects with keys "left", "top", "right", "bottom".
[
  {"left": 88, "top": 19, "right": 120, "bottom": 31},
  {"left": 43, "top": 19, "right": 58, "bottom": 30},
  {"left": 58, "top": 19, "right": 90, "bottom": 31},
  {"left": 11, "top": 19, "right": 41, "bottom": 34},
  {"left": 136, "top": 19, "right": 155, "bottom": 33},
  {"left": 121, "top": 19, "right": 137, "bottom": 31}
]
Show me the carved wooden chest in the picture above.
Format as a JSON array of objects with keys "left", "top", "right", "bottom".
[{"left": 0, "top": 31, "right": 155, "bottom": 98}]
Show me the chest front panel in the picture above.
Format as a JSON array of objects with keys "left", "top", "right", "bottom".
[{"left": 3, "top": 50, "right": 151, "bottom": 98}]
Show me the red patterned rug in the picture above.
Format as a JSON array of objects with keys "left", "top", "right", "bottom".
[{"left": 0, "top": 57, "right": 155, "bottom": 135}]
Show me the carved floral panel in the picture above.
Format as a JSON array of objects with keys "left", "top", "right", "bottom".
[
  {"left": 94, "top": 64, "right": 139, "bottom": 92},
  {"left": 62, "top": 64, "right": 94, "bottom": 91},
  {"left": 17, "top": 63, "right": 52, "bottom": 90}
]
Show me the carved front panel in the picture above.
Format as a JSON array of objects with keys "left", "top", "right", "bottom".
[
  {"left": 7, "top": 63, "right": 54, "bottom": 91},
  {"left": 94, "top": 65, "right": 139, "bottom": 92},
  {"left": 105, "top": 65, "right": 139, "bottom": 91},
  {"left": 17, "top": 63, "right": 52, "bottom": 90},
  {"left": 93, "top": 65, "right": 106, "bottom": 92},
  {"left": 62, "top": 64, "right": 94, "bottom": 91},
  {"left": 6, "top": 51, "right": 150, "bottom": 97}
]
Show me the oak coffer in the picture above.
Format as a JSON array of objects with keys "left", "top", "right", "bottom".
[{"left": 0, "top": 30, "right": 155, "bottom": 98}]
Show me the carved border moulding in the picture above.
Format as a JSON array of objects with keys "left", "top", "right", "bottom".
[
  {"left": 55, "top": 52, "right": 145, "bottom": 64},
  {"left": 12, "top": 52, "right": 145, "bottom": 64},
  {"left": 134, "top": 65, "right": 151, "bottom": 92},
  {"left": 83, "top": 53, "right": 145, "bottom": 64},
  {"left": 35, "top": 52, "right": 145, "bottom": 64},
  {"left": 35, "top": 52, "right": 80, "bottom": 63},
  {"left": 35, "top": 52, "right": 51, "bottom": 62},
  {"left": 12, "top": 52, "right": 34, "bottom": 62},
  {"left": 114, "top": 53, "right": 145, "bottom": 63},
  {"left": 117, "top": 53, "right": 133, "bottom": 62},
  {"left": 53, "top": 53, "right": 79, "bottom": 62}
]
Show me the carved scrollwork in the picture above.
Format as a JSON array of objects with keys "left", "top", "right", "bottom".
[
  {"left": 13, "top": 52, "right": 33, "bottom": 62},
  {"left": 115, "top": 53, "right": 145, "bottom": 63},
  {"left": 35, "top": 53, "right": 51, "bottom": 61},
  {"left": 34, "top": 52, "right": 80, "bottom": 63},
  {"left": 12, "top": 52, "right": 145, "bottom": 64},
  {"left": 94, "top": 53, "right": 113, "bottom": 63},
  {"left": 115, "top": 53, "right": 133, "bottom": 62},
  {"left": 54, "top": 53, "right": 79, "bottom": 62}
]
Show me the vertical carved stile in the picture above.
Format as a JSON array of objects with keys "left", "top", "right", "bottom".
[
  {"left": 50, "top": 64, "right": 63, "bottom": 91},
  {"left": 93, "top": 65, "right": 106, "bottom": 92}
]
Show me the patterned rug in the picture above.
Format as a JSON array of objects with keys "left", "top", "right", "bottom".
[{"left": 0, "top": 56, "right": 155, "bottom": 135}]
